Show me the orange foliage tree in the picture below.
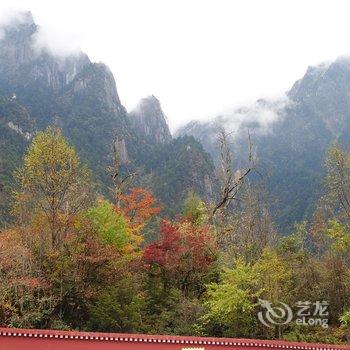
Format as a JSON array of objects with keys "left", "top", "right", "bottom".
[{"left": 116, "top": 188, "right": 161, "bottom": 231}]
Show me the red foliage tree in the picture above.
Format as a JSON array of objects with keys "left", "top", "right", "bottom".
[{"left": 143, "top": 220, "right": 217, "bottom": 294}]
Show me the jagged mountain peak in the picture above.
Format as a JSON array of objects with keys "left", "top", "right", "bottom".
[
  {"left": 289, "top": 57, "right": 350, "bottom": 101},
  {"left": 0, "top": 10, "right": 91, "bottom": 93},
  {"left": 0, "top": 10, "right": 36, "bottom": 33},
  {"left": 134, "top": 95, "right": 167, "bottom": 121},
  {"left": 288, "top": 56, "right": 350, "bottom": 136},
  {"left": 137, "top": 95, "right": 162, "bottom": 109},
  {"left": 68, "top": 62, "right": 122, "bottom": 111},
  {"left": 129, "top": 95, "right": 172, "bottom": 144}
]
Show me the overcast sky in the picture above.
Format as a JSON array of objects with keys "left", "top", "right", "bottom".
[{"left": 0, "top": 0, "right": 350, "bottom": 131}]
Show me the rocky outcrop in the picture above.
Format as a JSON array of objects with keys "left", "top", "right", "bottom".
[
  {"left": 0, "top": 11, "right": 37, "bottom": 67},
  {"left": 289, "top": 58, "right": 350, "bottom": 136},
  {"left": 0, "top": 11, "right": 90, "bottom": 92},
  {"left": 70, "top": 63, "right": 122, "bottom": 112},
  {"left": 129, "top": 95, "right": 172, "bottom": 144}
]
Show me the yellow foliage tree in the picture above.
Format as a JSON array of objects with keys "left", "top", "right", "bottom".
[{"left": 13, "top": 127, "right": 91, "bottom": 249}]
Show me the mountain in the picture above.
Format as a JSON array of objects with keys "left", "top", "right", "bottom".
[
  {"left": 0, "top": 11, "right": 216, "bottom": 222},
  {"left": 129, "top": 95, "right": 172, "bottom": 144},
  {"left": 178, "top": 58, "right": 350, "bottom": 231}
]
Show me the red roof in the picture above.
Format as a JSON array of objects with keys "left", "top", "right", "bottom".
[{"left": 0, "top": 327, "right": 349, "bottom": 350}]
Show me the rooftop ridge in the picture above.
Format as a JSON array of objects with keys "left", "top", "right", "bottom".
[{"left": 0, "top": 327, "right": 348, "bottom": 350}]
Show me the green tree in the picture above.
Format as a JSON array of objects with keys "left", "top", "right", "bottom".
[
  {"left": 86, "top": 200, "right": 134, "bottom": 253},
  {"left": 88, "top": 277, "right": 145, "bottom": 332},
  {"left": 201, "top": 259, "right": 261, "bottom": 337},
  {"left": 325, "top": 145, "right": 350, "bottom": 220},
  {"left": 182, "top": 191, "right": 207, "bottom": 225}
]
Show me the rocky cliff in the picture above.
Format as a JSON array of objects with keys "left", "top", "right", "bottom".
[
  {"left": 129, "top": 95, "right": 172, "bottom": 144},
  {"left": 0, "top": 12, "right": 90, "bottom": 92}
]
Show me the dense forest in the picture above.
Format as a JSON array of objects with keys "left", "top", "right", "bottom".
[{"left": 1, "top": 126, "right": 350, "bottom": 344}]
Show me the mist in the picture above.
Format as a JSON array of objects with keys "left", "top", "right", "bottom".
[{"left": 214, "top": 95, "right": 291, "bottom": 136}]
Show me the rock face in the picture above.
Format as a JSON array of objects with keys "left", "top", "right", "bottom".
[
  {"left": 129, "top": 95, "right": 172, "bottom": 144},
  {"left": 0, "top": 11, "right": 36, "bottom": 67},
  {"left": 178, "top": 57, "right": 350, "bottom": 230},
  {"left": 0, "top": 11, "right": 90, "bottom": 92},
  {"left": 25, "top": 52, "right": 90, "bottom": 91},
  {"left": 288, "top": 58, "right": 350, "bottom": 137},
  {"left": 70, "top": 63, "right": 122, "bottom": 110}
]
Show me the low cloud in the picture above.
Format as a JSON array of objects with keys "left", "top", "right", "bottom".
[
  {"left": 0, "top": 9, "right": 33, "bottom": 29},
  {"left": 32, "top": 25, "right": 82, "bottom": 58},
  {"left": 214, "top": 94, "right": 291, "bottom": 136},
  {"left": 0, "top": 10, "right": 31, "bottom": 43},
  {"left": 0, "top": 9, "right": 82, "bottom": 58}
]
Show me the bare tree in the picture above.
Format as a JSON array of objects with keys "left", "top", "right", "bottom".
[
  {"left": 107, "top": 136, "right": 137, "bottom": 206},
  {"left": 221, "top": 182, "right": 277, "bottom": 262},
  {"left": 212, "top": 129, "right": 256, "bottom": 217}
]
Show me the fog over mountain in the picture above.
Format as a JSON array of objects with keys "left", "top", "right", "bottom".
[
  {"left": 3, "top": 1, "right": 350, "bottom": 131},
  {"left": 178, "top": 57, "right": 350, "bottom": 229}
]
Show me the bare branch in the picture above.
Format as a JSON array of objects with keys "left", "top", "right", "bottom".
[{"left": 212, "top": 129, "right": 256, "bottom": 217}]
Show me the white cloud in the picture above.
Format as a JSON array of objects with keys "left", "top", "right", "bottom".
[
  {"left": 0, "top": 8, "right": 31, "bottom": 27},
  {"left": 32, "top": 26, "right": 82, "bottom": 57},
  {"left": 215, "top": 95, "right": 291, "bottom": 135}
]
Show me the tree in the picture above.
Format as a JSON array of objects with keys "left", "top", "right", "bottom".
[
  {"left": 86, "top": 199, "right": 142, "bottom": 255},
  {"left": 201, "top": 259, "right": 261, "bottom": 337},
  {"left": 325, "top": 145, "right": 350, "bottom": 220},
  {"left": 210, "top": 130, "right": 257, "bottom": 251},
  {"left": 212, "top": 129, "right": 255, "bottom": 217},
  {"left": 13, "top": 127, "right": 91, "bottom": 249},
  {"left": 340, "top": 310, "right": 350, "bottom": 345},
  {"left": 143, "top": 220, "right": 217, "bottom": 296},
  {"left": 88, "top": 277, "right": 145, "bottom": 333},
  {"left": 0, "top": 226, "right": 57, "bottom": 328},
  {"left": 182, "top": 191, "right": 207, "bottom": 226},
  {"left": 116, "top": 187, "right": 160, "bottom": 232},
  {"left": 219, "top": 183, "right": 276, "bottom": 264}
]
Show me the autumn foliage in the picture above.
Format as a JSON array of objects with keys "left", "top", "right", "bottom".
[
  {"left": 144, "top": 221, "right": 215, "bottom": 271},
  {"left": 143, "top": 220, "right": 217, "bottom": 294},
  {"left": 2, "top": 128, "right": 350, "bottom": 343},
  {"left": 116, "top": 188, "right": 161, "bottom": 230}
]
